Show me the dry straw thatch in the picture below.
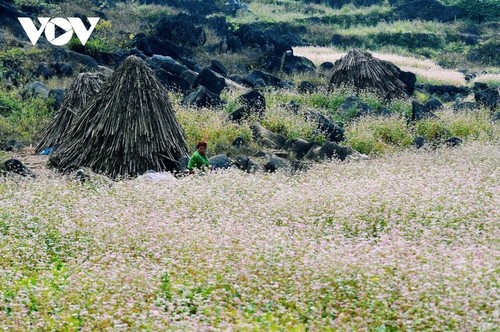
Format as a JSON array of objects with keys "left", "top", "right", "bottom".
[
  {"left": 35, "top": 73, "right": 103, "bottom": 153},
  {"left": 56, "top": 55, "right": 188, "bottom": 178},
  {"left": 329, "top": 49, "right": 409, "bottom": 98}
]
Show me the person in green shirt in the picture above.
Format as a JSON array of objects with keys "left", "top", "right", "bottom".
[{"left": 188, "top": 141, "right": 210, "bottom": 172}]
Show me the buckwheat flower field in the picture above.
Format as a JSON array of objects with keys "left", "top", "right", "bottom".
[{"left": 1, "top": 142, "right": 499, "bottom": 330}]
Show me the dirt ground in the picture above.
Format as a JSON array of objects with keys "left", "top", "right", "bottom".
[{"left": 3, "top": 147, "right": 54, "bottom": 178}]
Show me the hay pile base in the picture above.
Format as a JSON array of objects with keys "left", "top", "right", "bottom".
[
  {"left": 36, "top": 73, "right": 103, "bottom": 153},
  {"left": 57, "top": 56, "right": 188, "bottom": 178},
  {"left": 329, "top": 49, "right": 409, "bottom": 98}
]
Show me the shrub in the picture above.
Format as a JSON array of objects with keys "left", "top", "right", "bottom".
[
  {"left": 455, "top": 0, "right": 500, "bottom": 22},
  {"left": 416, "top": 117, "right": 449, "bottom": 141},
  {"left": 0, "top": 89, "right": 54, "bottom": 145},
  {"left": 176, "top": 107, "right": 254, "bottom": 155},
  {"left": 345, "top": 115, "right": 414, "bottom": 155},
  {"left": 435, "top": 109, "right": 498, "bottom": 142},
  {"left": 0, "top": 91, "right": 21, "bottom": 117},
  {"left": 261, "top": 106, "right": 327, "bottom": 143}
]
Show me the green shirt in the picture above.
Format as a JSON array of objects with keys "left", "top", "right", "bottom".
[{"left": 188, "top": 151, "right": 210, "bottom": 171}]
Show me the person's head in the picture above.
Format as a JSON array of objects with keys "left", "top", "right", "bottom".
[{"left": 196, "top": 141, "right": 207, "bottom": 155}]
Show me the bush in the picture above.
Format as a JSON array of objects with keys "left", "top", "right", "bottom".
[
  {"left": 345, "top": 115, "right": 414, "bottom": 155},
  {"left": 416, "top": 118, "right": 449, "bottom": 141},
  {"left": 0, "top": 89, "right": 54, "bottom": 145},
  {"left": 455, "top": 0, "right": 500, "bottom": 22},
  {"left": 0, "top": 91, "right": 21, "bottom": 117},
  {"left": 176, "top": 107, "right": 254, "bottom": 155},
  {"left": 415, "top": 108, "right": 498, "bottom": 142},
  {"left": 435, "top": 109, "right": 497, "bottom": 142},
  {"left": 261, "top": 106, "right": 327, "bottom": 143}
]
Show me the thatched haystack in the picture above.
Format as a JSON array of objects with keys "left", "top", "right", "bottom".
[
  {"left": 35, "top": 73, "right": 103, "bottom": 153},
  {"left": 56, "top": 55, "right": 189, "bottom": 178},
  {"left": 329, "top": 49, "right": 410, "bottom": 98}
]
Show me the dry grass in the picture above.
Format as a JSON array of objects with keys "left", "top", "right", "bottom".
[{"left": 294, "top": 46, "right": 467, "bottom": 85}]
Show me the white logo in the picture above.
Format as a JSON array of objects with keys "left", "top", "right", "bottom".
[{"left": 18, "top": 17, "right": 100, "bottom": 46}]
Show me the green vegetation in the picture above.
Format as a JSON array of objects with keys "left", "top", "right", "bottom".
[
  {"left": 443, "top": 0, "right": 500, "bottom": 22},
  {"left": 345, "top": 108, "right": 498, "bottom": 155},
  {"left": 415, "top": 109, "right": 497, "bottom": 142},
  {"left": 345, "top": 115, "right": 414, "bottom": 155},
  {"left": 0, "top": 89, "right": 54, "bottom": 145}
]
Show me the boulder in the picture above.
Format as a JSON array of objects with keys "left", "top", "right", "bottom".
[
  {"left": 492, "top": 112, "right": 500, "bottom": 122},
  {"left": 183, "top": 86, "right": 222, "bottom": 108},
  {"left": 52, "top": 62, "right": 74, "bottom": 77},
  {"left": 441, "top": 92, "right": 453, "bottom": 103},
  {"left": 318, "top": 142, "right": 353, "bottom": 161},
  {"left": 251, "top": 123, "right": 287, "bottom": 149},
  {"left": 65, "top": 50, "right": 99, "bottom": 69},
  {"left": 179, "top": 57, "right": 202, "bottom": 72},
  {"left": 232, "top": 136, "right": 247, "bottom": 147},
  {"left": 425, "top": 84, "right": 470, "bottom": 97},
  {"left": 176, "top": 156, "right": 190, "bottom": 173},
  {"left": 235, "top": 155, "right": 262, "bottom": 173},
  {"left": 4, "top": 159, "right": 34, "bottom": 177},
  {"left": 75, "top": 169, "right": 90, "bottom": 183},
  {"left": 414, "top": 136, "right": 426, "bottom": 149},
  {"left": 467, "top": 39, "right": 500, "bottom": 67},
  {"left": 337, "top": 96, "right": 376, "bottom": 119},
  {"left": 4, "top": 68, "right": 25, "bottom": 86},
  {"left": 48, "top": 89, "right": 66, "bottom": 111},
  {"left": 238, "top": 90, "right": 266, "bottom": 114},
  {"left": 304, "top": 145, "right": 322, "bottom": 160},
  {"left": 136, "top": 35, "right": 193, "bottom": 58},
  {"left": 264, "top": 154, "right": 291, "bottom": 172},
  {"left": 452, "top": 102, "right": 480, "bottom": 112},
  {"left": 460, "top": 33, "right": 480, "bottom": 46},
  {"left": 319, "top": 62, "right": 334, "bottom": 71},
  {"left": 180, "top": 70, "right": 198, "bottom": 88},
  {"left": 475, "top": 88, "right": 499, "bottom": 110},
  {"left": 4, "top": 139, "right": 23, "bottom": 152},
  {"left": 48, "top": 148, "right": 61, "bottom": 168},
  {"left": 411, "top": 100, "right": 438, "bottom": 121},
  {"left": 425, "top": 98, "right": 443, "bottom": 112},
  {"left": 305, "top": 111, "right": 344, "bottom": 143},
  {"left": 444, "top": 136, "right": 463, "bottom": 147},
  {"left": 229, "top": 107, "right": 249, "bottom": 122},
  {"left": 37, "top": 63, "right": 54, "bottom": 79},
  {"left": 230, "top": 90, "right": 266, "bottom": 121},
  {"left": 209, "top": 59, "right": 229, "bottom": 77},
  {"left": 398, "top": 70, "right": 417, "bottom": 96},
  {"left": 23, "top": 81, "right": 49, "bottom": 99},
  {"left": 114, "top": 48, "right": 147, "bottom": 63},
  {"left": 264, "top": 51, "right": 316, "bottom": 74},
  {"left": 0, "top": 0, "right": 29, "bottom": 37},
  {"left": 234, "top": 24, "right": 292, "bottom": 57},
  {"left": 156, "top": 18, "right": 206, "bottom": 47},
  {"left": 473, "top": 82, "right": 489, "bottom": 91},
  {"left": 146, "top": 55, "right": 186, "bottom": 73},
  {"left": 193, "top": 68, "right": 228, "bottom": 95},
  {"left": 298, "top": 81, "right": 317, "bottom": 94},
  {"left": 208, "top": 155, "right": 233, "bottom": 170},
  {"left": 243, "top": 70, "right": 282, "bottom": 88},
  {"left": 155, "top": 69, "right": 190, "bottom": 93},
  {"left": 285, "top": 138, "right": 315, "bottom": 160},
  {"left": 160, "top": 59, "right": 190, "bottom": 76},
  {"left": 331, "top": 34, "right": 364, "bottom": 48}
]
